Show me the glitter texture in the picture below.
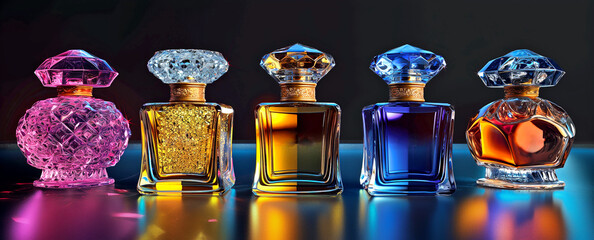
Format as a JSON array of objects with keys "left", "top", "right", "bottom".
[
  {"left": 138, "top": 103, "right": 235, "bottom": 195},
  {"left": 138, "top": 49, "right": 235, "bottom": 195},
  {"left": 155, "top": 104, "right": 216, "bottom": 175}
]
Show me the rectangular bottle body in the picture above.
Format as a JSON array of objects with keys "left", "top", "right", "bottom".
[
  {"left": 137, "top": 102, "right": 234, "bottom": 195},
  {"left": 253, "top": 102, "right": 342, "bottom": 195},
  {"left": 361, "top": 102, "right": 455, "bottom": 195}
]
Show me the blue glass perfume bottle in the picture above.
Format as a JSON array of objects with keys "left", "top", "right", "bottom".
[{"left": 360, "top": 44, "right": 456, "bottom": 195}]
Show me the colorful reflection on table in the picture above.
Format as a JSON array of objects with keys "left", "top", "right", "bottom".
[
  {"left": 9, "top": 186, "right": 137, "bottom": 240},
  {"left": 455, "top": 189, "right": 566, "bottom": 240},
  {"left": 137, "top": 190, "right": 236, "bottom": 240},
  {"left": 358, "top": 190, "right": 456, "bottom": 239},
  {"left": 249, "top": 196, "right": 344, "bottom": 240}
]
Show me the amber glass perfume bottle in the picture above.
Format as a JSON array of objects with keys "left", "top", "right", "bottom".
[
  {"left": 137, "top": 49, "right": 235, "bottom": 195},
  {"left": 253, "top": 43, "right": 342, "bottom": 196},
  {"left": 360, "top": 44, "right": 456, "bottom": 195},
  {"left": 466, "top": 49, "right": 575, "bottom": 189}
]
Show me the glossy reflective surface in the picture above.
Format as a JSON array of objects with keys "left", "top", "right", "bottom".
[
  {"left": 0, "top": 144, "right": 592, "bottom": 240},
  {"left": 467, "top": 98, "right": 574, "bottom": 168},
  {"left": 254, "top": 103, "right": 342, "bottom": 195},
  {"left": 361, "top": 102, "right": 455, "bottom": 195},
  {"left": 138, "top": 102, "right": 235, "bottom": 195}
]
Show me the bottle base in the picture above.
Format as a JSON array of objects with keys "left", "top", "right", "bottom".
[
  {"left": 365, "top": 181, "right": 455, "bottom": 196},
  {"left": 252, "top": 184, "right": 343, "bottom": 196},
  {"left": 252, "top": 188, "right": 343, "bottom": 197},
  {"left": 34, "top": 178, "right": 114, "bottom": 188},
  {"left": 34, "top": 168, "right": 114, "bottom": 188},
  {"left": 138, "top": 180, "right": 233, "bottom": 195},
  {"left": 477, "top": 167, "right": 565, "bottom": 190}
]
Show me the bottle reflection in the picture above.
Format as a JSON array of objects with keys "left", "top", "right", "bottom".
[
  {"left": 137, "top": 190, "right": 236, "bottom": 240},
  {"left": 249, "top": 196, "right": 344, "bottom": 240},
  {"left": 359, "top": 190, "right": 455, "bottom": 239},
  {"left": 455, "top": 190, "right": 566, "bottom": 240},
  {"left": 9, "top": 186, "right": 137, "bottom": 240}
]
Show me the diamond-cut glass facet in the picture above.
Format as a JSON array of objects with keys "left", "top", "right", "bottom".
[
  {"left": 478, "top": 49, "right": 565, "bottom": 87},
  {"left": 147, "top": 49, "right": 229, "bottom": 84},
  {"left": 16, "top": 97, "right": 131, "bottom": 179},
  {"left": 370, "top": 44, "right": 446, "bottom": 84},
  {"left": 260, "top": 43, "right": 335, "bottom": 83},
  {"left": 35, "top": 50, "right": 118, "bottom": 88}
]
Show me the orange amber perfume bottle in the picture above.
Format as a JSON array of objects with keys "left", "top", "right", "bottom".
[
  {"left": 137, "top": 49, "right": 235, "bottom": 195},
  {"left": 466, "top": 49, "right": 575, "bottom": 189},
  {"left": 253, "top": 44, "right": 343, "bottom": 196}
]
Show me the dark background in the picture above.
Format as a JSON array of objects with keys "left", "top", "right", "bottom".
[{"left": 1, "top": 0, "right": 592, "bottom": 143}]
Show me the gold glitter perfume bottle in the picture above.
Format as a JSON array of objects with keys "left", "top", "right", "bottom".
[
  {"left": 253, "top": 44, "right": 343, "bottom": 196},
  {"left": 137, "top": 49, "right": 235, "bottom": 195}
]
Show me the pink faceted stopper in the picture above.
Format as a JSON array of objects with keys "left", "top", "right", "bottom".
[{"left": 34, "top": 50, "right": 118, "bottom": 88}]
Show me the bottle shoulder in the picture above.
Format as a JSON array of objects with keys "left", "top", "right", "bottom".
[
  {"left": 258, "top": 101, "right": 339, "bottom": 107},
  {"left": 31, "top": 96, "right": 119, "bottom": 111},
  {"left": 142, "top": 102, "right": 233, "bottom": 112},
  {"left": 363, "top": 101, "right": 453, "bottom": 113},
  {"left": 475, "top": 97, "right": 573, "bottom": 128},
  {"left": 256, "top": 102, "right": 340, "bottom": 115},
  {"left": 257, "top": 102, "right": 340, "bottom": 110}
]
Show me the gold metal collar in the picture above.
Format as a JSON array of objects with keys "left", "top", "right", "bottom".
[
  {"left": 504, "top": 85, "right": 540, "bottom": 98},
  {"left": 388, "top": 83, "right": 425, "bottom": 102},
  {"left": 280, "top": 82, "right": 317, "bottom": 102},
  {"left": 169, "top": 83, "right": 206, "bottom": 102},
  {"left": 57, "top": 86, "right": 93, "bottom": 97}
]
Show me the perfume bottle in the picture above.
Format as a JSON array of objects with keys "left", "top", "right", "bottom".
[
  {"left": 253, "top": 43, "right": 342, "bottom": 196},
  {"left": 137, "top": 49, "right": 235, "bottom": 195},
  {"left": 360, "top": 44, "right": 456, "bottom": 195},
  {"left": 466, "top": 49, "right": 575, "bottom": 189},
  {"left": 15, "top": 49, "right": 131, "bottom": 188}
]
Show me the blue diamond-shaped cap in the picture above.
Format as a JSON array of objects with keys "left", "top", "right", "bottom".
[
  {"left": 260, "top": 43, "right": 335, "bottom": 83},
  {"left": 370, "top": 44, "right": 446, "bottom": 84},
  {"left": 478, "top": 49, "right": 565, "bottom": 88}
]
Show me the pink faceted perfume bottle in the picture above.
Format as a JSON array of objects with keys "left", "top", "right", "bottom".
[{"left": 16, "top": 50, "right": 131, "bottom": 188}]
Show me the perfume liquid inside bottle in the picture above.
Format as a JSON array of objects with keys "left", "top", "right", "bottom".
[
  {"left": 364, "top": 103, "right": 454, "bottom": 184},
  {"left": 137, "top": 50, "right": 235, "bottom": 195},
  {"left": 361, "top": 45, "right": 456, "bottom": 195},
  {"left": 253, "top": 44, "right": 342, "bottom": 195},
  {"left": 255, "top": 103, "right": 340, "bottom": 191},
  {"left": 467, "top": 97, "right": 572, "bottom": 168},
  {"left": 466, "top": 50, "right": 575, "bottom": 189}
]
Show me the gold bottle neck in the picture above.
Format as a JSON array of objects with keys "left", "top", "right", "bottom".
[
  {"left": 280, "top": 82, "right": 317, "bottom": 102},
  {"left": 169, "top": 83, "right": 206, "bottom": 102},
  {"left": 57, "top": 86, "right": 93, "bottom": 97},
  {"left": 504, "top": 85, "right": 540, "bottom": 98},
  {"left": 388, "top": 83, "right": 425, "bottom": 102}
]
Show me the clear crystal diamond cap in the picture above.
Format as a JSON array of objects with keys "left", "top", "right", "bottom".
[
  {"left": 34, "top": 49, "right": 118, "bottom": 88},
  {"left": 370, "top": 44, "right": 446, "bottom": 84},
  {"left": 147, "top": 49, "right": 229, "bottom": 84},
  {"left": 478, "top": 49, "right": 565, "bottom": 88},
  {"left": 260, "top": 43, "right": 335, "bottom": 83}
]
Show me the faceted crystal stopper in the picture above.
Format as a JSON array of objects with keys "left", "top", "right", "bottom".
[
  {"left": 370, "top": 44, "right": 446, "bottom": 84},
  {"left": 260, "top": 43, "right": 335, "bottom": 83},
  {"left": 148, "top": 49, "right": 228, "bottom": 84},
  {"left": 35, "top": 50, "right": 118, "bottom": 88},
  {"left": 478, "top": 49, "right": 565, "bottom": 88}
]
